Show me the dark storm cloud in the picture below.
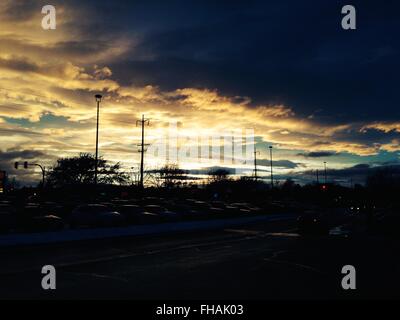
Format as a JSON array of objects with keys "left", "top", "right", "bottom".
[
  {"left": 297, "top": 151, "right": 337, "bottom": 158},
  {"left": 52, "top": 41, "right": 113, "bottom": 57},
  {"left": 329, "top": 126, "right": 400, "bottom": 151},
  {"left": 188, "top": 166, "right": 236, "bottom": 175},
  {"left": 372, "top": 159, "right": 400, "bottom": 166},
  {"left": 0, "top": 149, "right": 47, "bottom": 161},
  {"left": 102, "top": 0, "right": 400, "bottom": 124},
  {"left": 3, "top": 0, "right": 399, "bottom": 127},
  {"left": 149, "top": 166, "right": 238, "bottom": 176},
  {"left": 289, "top": 163, "right": 400, "bottom": 185},
  {"left": 187, "top": 162, "right": 301, "bottom": 175},
  {"left": 2, "top": 0, "right": 400, "bottom": 186},
  {"left": 298, "top": 163, "right": 400, "bottom": 183},
  {"left": 0, "top": 149, "right": 46, "bottom": 177},
  {"left": 0, "top": 56, "right": 39, "bottom": 73},
  {"left": 257, "top": 159, "right": 302, "bottom": 169},
  {"left": 0, "top": 149, "right": 51, "bottom": 186},
  {"left": 1, "top": 0, "right": 38, "bottom": 21},
  {"left": 0, "top": 127, "right": 44, "bottom": 136},
  {"left": 323, "top": 163, "right": 372, "bottom": 178}
]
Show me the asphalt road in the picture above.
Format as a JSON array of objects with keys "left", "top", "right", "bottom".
[{"left": 0, "top": 218, "right": 399, "bottom": 300}]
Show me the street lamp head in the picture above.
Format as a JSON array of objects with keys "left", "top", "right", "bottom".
[
  {"left": 95, "top": 94, "right": 102, "bottom": 102},
  {"left": 269, "top": 146, "right": 273, "bottom": 149}
]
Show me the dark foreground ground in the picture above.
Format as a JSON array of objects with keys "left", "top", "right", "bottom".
[{"left": 0, "top": 218, "right": 399, "bottom": 300}]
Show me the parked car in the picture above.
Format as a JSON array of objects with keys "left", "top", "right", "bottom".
[
  {"left": 143, "top": 205, "right": 166, "bottom": 214},
  {"left": 230, "top": 202, "right": 255, "bottom": 215},
  {"left": 184, "top": 201, "right": 211, "bottom": 219},
  {"left": 26, "top": 215, "right": 65, "bottom": 233},
  {"left": 208, "top": 206, "right": 225, "bottom": 216},
  {"left": 224, "top": 205, "right": 241, "bottom": 216},
  {"left": 137, "top": 212, "right": 163, "bottom": 224},
  {"left": 165, "top": 202, "right": 200, "bottom": 220},
  {"left": 69, "top": 204, "right": 125, "bottom": 228},
  {"left": 143, "top": 205, "right": 179, "bottom": 222},
  {"left": 40, "top": 202, "right": 67, "bottom": 218},
  {"left": 117, "top": 204, "right": 145, "bottom": 224},
  {"left": 210, "top": 201, "right": 226, "bottom": 209}
]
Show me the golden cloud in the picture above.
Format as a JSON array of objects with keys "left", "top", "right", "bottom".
[{"left": 0, "top": 0, "right": 398, "bottom": 174}]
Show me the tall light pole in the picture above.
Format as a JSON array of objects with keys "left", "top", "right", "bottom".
[
  {"left": 269, "top": 146, "right": 273, "bottom": 188},
  {"left": 254, "top": 148, "right": 260, "bottom": 181},
  {"left": 136, "top": 114, "right": 150, "bottom": 189},
  {"left": 94, "top": 94, "right": 102, "bottom": 185},
  {"left": 324, "top": 161, "right": 327, "bottom": 185}
]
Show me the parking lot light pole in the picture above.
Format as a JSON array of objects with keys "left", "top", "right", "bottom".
[
  {"left": 269, "top": 146, "right": 273, "bottom": 188},
  {"left": 94, "top": 94, "right": 102, "bottom": 185}
]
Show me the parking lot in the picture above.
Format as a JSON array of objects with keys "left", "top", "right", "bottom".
[{"left": 0, "top": 195, "right": 297, "bottom": 235}]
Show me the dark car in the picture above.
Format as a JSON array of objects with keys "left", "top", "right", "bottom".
[
  {"left": 208, "top": 206, "right": 225, "bottom": 217},
  {"left": 26, "top": 215, "right": 65, "bottom": 233},
  {"left": 230, "top": 202, "right": 257, "bottom": 215},
  {"left": 137, "top": 212, "right": 163, "bottom": 224},
  {"left": 117, "top": 204, "right": 145, "bottom": 224},
  {"left": 69, "top": 204, "right": 125, "bottom": 228},
  {"left": 223, "top": 205, "right": 241, "bottom": 216},
  {"left": 143, "top": 205, "right": 178, "bottom": 222}
]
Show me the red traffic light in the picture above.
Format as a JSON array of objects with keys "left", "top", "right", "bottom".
[
  {"left": 24, "top": 161, "right": 28, "bottom": 169},
  {"left": 14, "top": 162, "right": 19, "bottom": 169}
]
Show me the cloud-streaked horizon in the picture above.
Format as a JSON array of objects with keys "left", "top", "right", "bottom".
[{"left": 1, "top": 0, "right": 400, "bottom": 185}]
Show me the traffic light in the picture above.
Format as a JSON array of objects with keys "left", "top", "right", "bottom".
[
  {"left": 14, "top": 162, "right": 19, "bottom": 169},
  {"left": 24, "top": 161, "right": 28, "bottom": 169}
]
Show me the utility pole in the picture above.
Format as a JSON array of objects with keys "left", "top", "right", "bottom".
[
  {"left": 136, "top": 114, "right": 150, "bottom": 189},
  {"left": 94, "top": 94, "right": 102, "bottom": 185},
  {"left": 254, "top": 148, "right": 260, "bottom": 181},
  {"left": 316, "top": 169, "right": 319, "bottom": 185},
  {"left": 324, "top": 161, "right": 327, "bottom": 185},
  {"left": 269, "top": 146, "right": 273, "bottom": 188}
]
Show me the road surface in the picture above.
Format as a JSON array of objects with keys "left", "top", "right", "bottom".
[{"left": 0, "top": 218, "right": 399, "bottom": 299}]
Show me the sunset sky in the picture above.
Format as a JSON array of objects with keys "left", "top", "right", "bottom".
[{"left": 0, "top": 0, "right": 399, "bottom": 186}]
